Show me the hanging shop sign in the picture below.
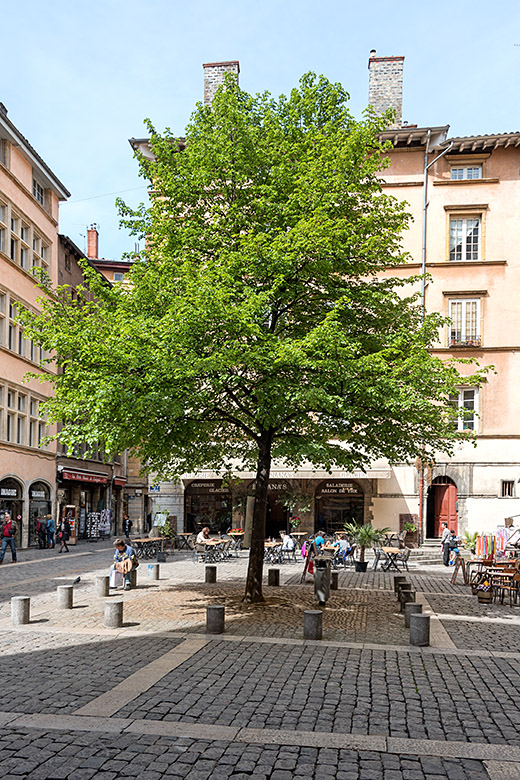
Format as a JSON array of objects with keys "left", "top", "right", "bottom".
[
  {"left": 0, "top": 488, "right": 18, "bottom": 497},
  {"left": 62, "top": 470, "right": 108, "bottom": 484}
]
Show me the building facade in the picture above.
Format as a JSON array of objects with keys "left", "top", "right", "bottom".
[
  {"left": 0, "top": 103, "right": 69, "bottom": 546},
  {"left": 133, "top": 57, "right": 520, "bottom": 542}
]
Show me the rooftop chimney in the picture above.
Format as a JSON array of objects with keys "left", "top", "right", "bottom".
[
  {"left": 203, "top": 61, "right": 240, "bottom": 105},
  {"left": 87, "top": 224, "right": 99, "bottom": 260},
  {"left": 368, "top": 51, "right": 405, "bottom": 129}
]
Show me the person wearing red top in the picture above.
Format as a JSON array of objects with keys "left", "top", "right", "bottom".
[{"left": 0, "top": 512, "right": 18, "bottom": 564}]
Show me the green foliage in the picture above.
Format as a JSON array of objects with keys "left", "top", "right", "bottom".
[
  {"left": 157, "top": 520, "right": 176, "bottom": 539},
  {"left": 403, "top": 522, "right": 417, "bottom": 533},
  {"left": 462, "top": 530, "right": 478, "bottom": 553},
  {"left": 344, "top": 522, "right": 390, "bottom": 563},
  {"left": 18, "top": 73, "right": 489, "bottom": 600}
]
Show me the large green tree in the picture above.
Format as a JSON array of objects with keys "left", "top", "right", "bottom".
[{"left": 21, "top": 74, "right": 485, "bottom": 602}]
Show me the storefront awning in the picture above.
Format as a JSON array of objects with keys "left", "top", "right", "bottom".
[{"left": 113, "top": 477, "right": 127, "bottom": 487}]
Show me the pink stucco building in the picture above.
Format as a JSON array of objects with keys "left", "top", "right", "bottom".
[{"left": 0, "top": 103, "right": 69, "bottom": 546}]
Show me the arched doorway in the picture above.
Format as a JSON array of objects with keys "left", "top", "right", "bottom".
[
  {"left": 427, "top": 476, "right": 458, "bottom": 538},
  {"left": 0, "top": 477, "right": 24, "bottom": 547},
  {"left": 29, "top": 481, "right": 52, "bottom": 546},
  {"left": 315, "top": 480, "right": 364, "bottom": 535}
]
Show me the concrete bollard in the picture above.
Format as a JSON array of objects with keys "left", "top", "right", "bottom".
[
  {"left": 304, "top": 610, "right": 323, "bottom": 640},
  {"left": 96, "top": 575, "right": 109, "bottom": 598},
  {"left": 410, "top": 613, "right": 430, "bottom": 646},
  {"left": 399, "top": 588, "right": 416, "bottom": 612},
  {"left": 57, "top": 585, "right": 73, "bottom": 610},
  {"left": 396, "top": 580, "right": 410, "bottom": 598},
  {"left": 130, "top": 569, "right": 137, "bottom": 589},
  {"left": 148, "top": 563, "right": 160, "bottom": 580},
  {"left": 205, "top": 565, "right": 217, "bottom": 584},
  {"left": 404, "top": 602, "right": 423, "bottom": 628},
  {"left": 104, "top": 600, "right": 123, "bottom": 628},
  {"left": 268, "top": 568, "right": 280, "bottom": 587},
  {"left": 331, "top": 571, "right": 339, "bottom": 590},
  {"left": 206, "top": 605, "right": 225, "bottom": 634},
  {"left": 394, "top": 575, "right": 408, "bottom": 593},
  {"left": 11, "top": 596, "right": 30, "bottom": 625}
]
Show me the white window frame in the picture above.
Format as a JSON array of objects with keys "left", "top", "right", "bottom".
[
  {"left": 450, "top": 165, "right": 482, "bottom": 181},
  {"left": 449, "top": 216, "right": 481, "bottom": 262},
  {"left": 448, "top": 298, "right": 481, "bottom": 346},
  {"left": 32, "top": 178, "right": 44, "bottom": 206},
  {"left": 449, "top": 387, "right": 478, "bottom": 431}
]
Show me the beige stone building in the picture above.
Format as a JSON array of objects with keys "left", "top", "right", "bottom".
[
  {"left": 134, "top": 58, "right": 520, "bottom": 542},
  {"left": 0, "top": 102, "right": 69, "bottom": 546}
]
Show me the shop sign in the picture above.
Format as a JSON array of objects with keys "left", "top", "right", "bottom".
[
  {"left": 113, "top": 478, "right": 126, "bottom": 487},
  {"left": 317, "top": 482, "right": 361, "bottom": 495},
  {"left": 267, "top": 481, "right": 290, "bottom": 492},
  {"left": 62, "top": 470, "right": 108, "bottom": 484},
  {"left": 189, "top": 481, "right": 230, "bottom": 495},
  {"left": 0, "top": 488, "right": 18, "bottom": 497},
  {"left": 30, "top": 491, "right": 46, "bottom": 499},
  {"left": 149, "top": 484, "right": 161, "bottom": 492}
]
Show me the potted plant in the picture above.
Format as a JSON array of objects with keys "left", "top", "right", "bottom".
[
  {"left": 344, "top": 522, "right": 390, "bottom": 572},
  {"left": 403, "top": 521, "right": 417, "bottom": 535},
  {"left": 476, "top": 578, "right": 492, "bottom": 603},
  {"left": 462, "top": 531, "right": 478, "bottom": 555}
]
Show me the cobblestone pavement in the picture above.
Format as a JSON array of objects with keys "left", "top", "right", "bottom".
[{"left": 1, "top": 548, "right": 519, "bottom": 778}]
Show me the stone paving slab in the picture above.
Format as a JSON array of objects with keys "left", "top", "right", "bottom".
[
  {"left": 0, "top": 726, "right": 495, "bottom": 779},
  {"left": 115, "top": 639, "right": 520, "bottom": 746}
]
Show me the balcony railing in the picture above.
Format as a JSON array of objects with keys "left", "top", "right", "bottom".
[{"left": 449, "top": 337, "right": 481, "bottom": 348}]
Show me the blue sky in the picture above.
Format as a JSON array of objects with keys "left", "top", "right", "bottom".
[{"left": 3, "top": 0, "right": 519, "bottom": 260}]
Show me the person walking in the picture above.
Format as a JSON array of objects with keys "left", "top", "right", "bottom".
[
  {"left": 440, "top": 522, "right": 451, "bottom": 567},
  {"left": 57, "top": 517, "right": 71, "bottom": 553},
  {"left": 123, "top": 514, "right": 133, "bottom": 538},
  {"left": 46, "top": 514, "right": 55, "bottom": 548},
  {"left": 36, "top": 517, "right": 47, "bottom": 549},
  {"left": 0, "top": 512, "right": 18, "bottom": 564}
]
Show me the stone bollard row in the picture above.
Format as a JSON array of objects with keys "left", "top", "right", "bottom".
[
  {"left": 130, "top": 569, "right": 137, "bottom": 589},
  {"left": 205, "top": 565, "right": 217, "bottom": 584},
  {"left": 410, "top": 613, "right": 430, "bottom": 646},
  {"left": 96, "top": 575, "right": 109, "bottom": 598},
  {"left": 394, "top": 575, "right": 408, "bottom": 593},
  {"left": 304, "top": 610, "right": 322, "bottom": 640},
  {"left": 148, "top": 563, "right": 160, "bottom": 581},
  {"left": 206, "top": 605, "right": 225, "bottom": 634},
  {"left": 399, "top": 587, "right": 416, "bottom": 612},
  {"left": 404, "top": 602, "right": 422, "bottom": 628},
  {"left": 268, "top": 568, "right": 280, "bottom": 587},
  {"left": 57, "top": 585, "right": 73, "bottom": 610},
  {"left": 105, "top": 600, "right": 123, "bottom": 628},
  {"left": 331, "top": 571, "right": 339, "bottom": 591},
  {"left": 11, "top": 596, "right": 30, "bottom": 625}
]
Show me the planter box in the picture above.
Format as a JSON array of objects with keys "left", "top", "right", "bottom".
[
  {"left": 354, "top": 561, "right": 368, "bottom": 573},
  {"left": 477, "top": 590, "right": 492, "bottom": 603}
]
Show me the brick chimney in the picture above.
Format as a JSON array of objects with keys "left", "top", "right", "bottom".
[
  {"left": 203, "top": 61, "right": 240, "bottom": 105},
  {"left": 368, "top": 51, "right": 405, "bottom": 129},
  {"left": 87, "top": 224, "right": 99, "bottom": 260}
]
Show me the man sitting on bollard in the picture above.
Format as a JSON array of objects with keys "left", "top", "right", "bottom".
[{"left": 111, "top": 538, "right": 139, "bottom": 591}]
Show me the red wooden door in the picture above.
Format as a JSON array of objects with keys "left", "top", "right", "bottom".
[{"left": 433, "top": 482, "right": 457, "bottom": 537}]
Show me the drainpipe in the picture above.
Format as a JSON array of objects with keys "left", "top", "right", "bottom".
[{"left": 418, "top": 133, "right": 453, "bottom": 544}]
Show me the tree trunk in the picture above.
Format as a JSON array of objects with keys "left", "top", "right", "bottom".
[{"left": 243, "top": 431, "right": 272, "bottom": 603}]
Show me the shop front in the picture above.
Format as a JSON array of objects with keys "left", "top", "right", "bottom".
[
  {"left": 315, "top": 480, "right": 365, "bottom": 535},
  {"left": 0, "top": 477, "right": 24, "bottom": 547},
  {"left": 184, "top": 480, "right": 232, "bottom": 533},
  {"left": 58, "top": 468, "right": 110, "bottom": 540},
  {"left": 28, "top": 481, "right": 52, "bottom": 546}
]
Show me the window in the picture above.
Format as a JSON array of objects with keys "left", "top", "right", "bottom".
[
  {"left": 17, "top": 394, "right": 25, "bottom": 412},
  {"left": 20, "top": 247, "right": 27, "bottom": 269},
  {"left": 448, "top": 388, "right": 478, "bottom": 431},
  {"left": 7, "top": 414, "right": 13, "bottom": 442},
  {"left": 449, "top": 299, "right": 480, "bottom": 346},
  {"left": 451, "top": 165, "right": 482, "bottom": 180},
  {"left": 501, "top": 481, "right": 515, "bottom": 498},
  {"left": 113, "top": 272, "right": 125, "bottom": 282},
  {"left": 16, "top": 416, "right": 23, "bottom": 445},
  {"left": 449, "top": 216, "right": 480, "bottom": 261},
  {"left": 32, "top": 179, "right": 44, "bottom": 206}
]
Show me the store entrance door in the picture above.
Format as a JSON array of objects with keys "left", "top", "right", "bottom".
[{"left": 427, "top": 477, "right": 458, "bottom": 538}]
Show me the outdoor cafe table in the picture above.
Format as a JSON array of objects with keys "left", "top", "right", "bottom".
[
  {"left": 176, "top": 532, "right": 193, "bottom": 550},
  {"left": 132, "top": 537, "right": 162, "bottom": 559},
  {"left": 380, "top": 547, "right": 403, "bottom": 572},
  {"left": 291, "top": 532, "right": 307, "bottom": 548}
]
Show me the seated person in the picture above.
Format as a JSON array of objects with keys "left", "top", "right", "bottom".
[
  {"left": 111, "top": 538, "right": 139, "bottom": 591},
  {"left": 449, "top": 530, "right": 460, "bottom": 564},
  {"left": 279, "top": 530, "right": 296, "bottom": 551},
  {"left": 196, "top": 527, "right": 212, "bottom": 544},
  {"left": 313, "top": 533, "right": 325, "bottom": 549},
  {"left": 333, "top": 534, "right": 351, "bottom": 558}
]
